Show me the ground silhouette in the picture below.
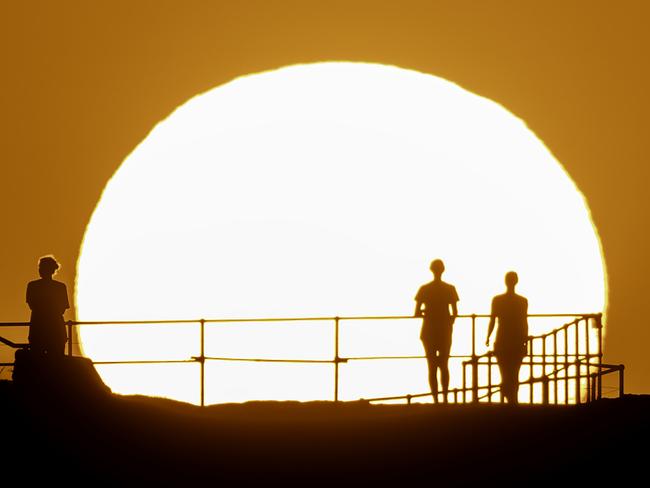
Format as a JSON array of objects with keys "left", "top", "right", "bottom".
[{"left": 2, "top": 371, "right": 647, "bottom": 485}]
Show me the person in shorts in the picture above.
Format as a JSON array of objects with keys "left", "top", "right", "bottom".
[
  {"left": 414, "top": 259, "right": 459, "bottom": 403},
  {"left": 485, "top": 271, "right": 529, "bottom": 404}
]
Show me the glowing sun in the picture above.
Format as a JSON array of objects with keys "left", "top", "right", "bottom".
[{"left": 76, "top": 62, "right": 606, "bottom": 405}]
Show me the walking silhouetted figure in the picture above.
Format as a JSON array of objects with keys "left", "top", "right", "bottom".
[
  {"left": 485, "top": 271, "right": 529, "bottom": 404},
  {"left": 414, "top": 259, "right": 459, "bottom": 403},
  {"left": 26, "top": 256, "right": 69, "bottom": 356}
]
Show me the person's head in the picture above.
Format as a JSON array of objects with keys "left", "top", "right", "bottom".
[
  {"left": 430, "top": 259, "right": 445, "bottom": 278},
  {"left": 38, "top": 256, "right": 60, "bottom": 279},
  {"left": 505, "top": 271, "right": 518, "bottom": 290}
]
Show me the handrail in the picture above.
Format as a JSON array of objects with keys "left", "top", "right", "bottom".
[
  {"left": 366, "top": 364, "right": 624, "bottom": 405},
  {"left": 461, "top": 316, "right": 588, "bottom": 367},
  {"left": 0, "top": 312, "right": 601, "bottom": 328},
  {"left": 0, "top": 312, "right": 619, "bottom": 406},
  {"left": 0, "top": 335, "right": 27, "bottom": 349}
]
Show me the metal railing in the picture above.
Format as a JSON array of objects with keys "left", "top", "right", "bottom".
[
  {"left": 459, "top": 315, "right": 622, "bottom": 405},
  {"left": 0, "top": 312, "right": 622, "bottom": 406}
]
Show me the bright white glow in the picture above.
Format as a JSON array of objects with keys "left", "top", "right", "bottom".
[{"left": 76, "top": 62, "right": 606, "bottom": 404}]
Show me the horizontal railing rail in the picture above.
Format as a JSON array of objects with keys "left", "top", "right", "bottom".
[
  {"left": 0, "top": 312, "right": 603, "bottom": 328},
  {"left": 0, "top": 335, "right": 27, "bottom": 349},
  {"left": 0, "top": 312, "right": 620, "bottom": 406}
]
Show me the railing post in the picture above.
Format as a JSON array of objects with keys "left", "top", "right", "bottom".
[
  {"left": 564, "top": 326, "right": 569, "bottom": 405},
  {"left": 487, "top": 353, "right": 492, "bottom": 403},
  {"left": 542, "top": 336, "right": 547, "bottom": 404},
  {"left": 471, "top": 315, "right": 478, "bottom": 403},
  {"left": 619, "top": 364, "right": 625, "bottom": 398},
  {"left": 334, "top": 316, "right": 340, "bottom": 403},
  {"left": 67, "top": 321, "right": 73, "bottom": 356},
  {"left": 529, "top": 338, "right": 534, "bottom": 404},
  {"left": 584, "top": 318, "right": 591, "bottom": 402},
  {"left": 542, "top": 376, "right": 549, "bottom": 405},
  {"left": 200, "top": 319, "right": 205, "bottom": 408},
  {"left": 590, "top": 374, "right": 597, "bottom": 402},
  {"left": 575, "top": 320, "right": 581, "bottom": 405},
  {"left": 553, "top": 331, "right": 558, "bottom": 404},
  {"left": 471, "top": 314, "right": 476, "bottom": 358},
  {"left": 596, "top": 313, "right": 603, "bottom": 400},
  {"left": 462, "top": 362, "right": 467, "bottom": 404}
]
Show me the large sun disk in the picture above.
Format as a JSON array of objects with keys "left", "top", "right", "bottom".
[{"left": 76, "top": 62, "right": 606, "bottom": 405}]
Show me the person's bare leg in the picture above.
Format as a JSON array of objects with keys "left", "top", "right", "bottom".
[
  {"left": 499, "top": 356, "right": 519, "bottom": 404},
  {"left": 440, "top": 359, "right": 450, "bottom": 403},
  {"left": 510, "top": 357, "right": 523, "bottom": 405},
  {"left": 497, "top": 359, "right": 510, "bottom": 403},
  {"left": 427, "top": 355, "right": 439, "bottom": 403}
]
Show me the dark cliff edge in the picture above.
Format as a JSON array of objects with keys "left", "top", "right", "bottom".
[{"left": 1, "top": 359, "right": 647, "bottom": 485}]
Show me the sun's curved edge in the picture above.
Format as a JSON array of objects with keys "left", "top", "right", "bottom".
[{"left": 75, "top": 59, "right": 609, "bottom": 333}]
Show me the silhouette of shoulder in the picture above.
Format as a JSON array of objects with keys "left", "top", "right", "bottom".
[
  {"left": 491, "top": 292, "right": 527, "bottom": 313},
  {"left": 416, "top": 281, "right": 459, "bottom": 323},
  {"left": 416, "top": 280, "right": 459, "bottom": 303},
  {"left": 26, "top": 279, "right": 69, "bottom": 311},
  {"left": 491, "top": 292, "right": 528, "bottom": 344}
]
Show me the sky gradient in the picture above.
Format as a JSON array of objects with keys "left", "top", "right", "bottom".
[{"left": 1, "top": 1, "right": 648, "bottom": 392}]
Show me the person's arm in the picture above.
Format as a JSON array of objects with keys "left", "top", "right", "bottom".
[
  {"left": 485, "top": 298, "right": 496, "bottom": 347},
  {"left": 523, "top": 298, "right": 529, "bottom": 342},
  {"left": 414, "top": 288, "right": 424, "bottom": 317},
  {"left": 60, "top": 283, "right": 70, "bottom": 315},
  {"left": 414, "top": 298, "right": 424, "bottom": 317},
  {"left": 26, "top": 282, "right": 33, "bottom": 310},
  {"left": 450, "top": 287, "right": 459, "bottom": 325}
]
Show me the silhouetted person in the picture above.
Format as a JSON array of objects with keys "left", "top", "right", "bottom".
[
  {"left": 26, "top": 256, "right": 69, "bottom": 356},
  {"left": 485, "top": 271, "right": 529, "bottom": 405},
  {"left": 414, "top": 259, "right": 459, "bottom": 403}
]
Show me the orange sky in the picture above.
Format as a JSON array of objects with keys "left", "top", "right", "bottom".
[{"left": 1, "top": 1, "right": 648, "bottom": 393}]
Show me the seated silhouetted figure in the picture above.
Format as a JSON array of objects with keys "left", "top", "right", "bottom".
[
  {"left": 485, "top": 271, "right": 529, "bottom": 404},
  {"left": 414, "top": 259, "right": 459, "bottom": 403},
  {"left": 26, "top": 256, "right": 69, "bottom": 356}
]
